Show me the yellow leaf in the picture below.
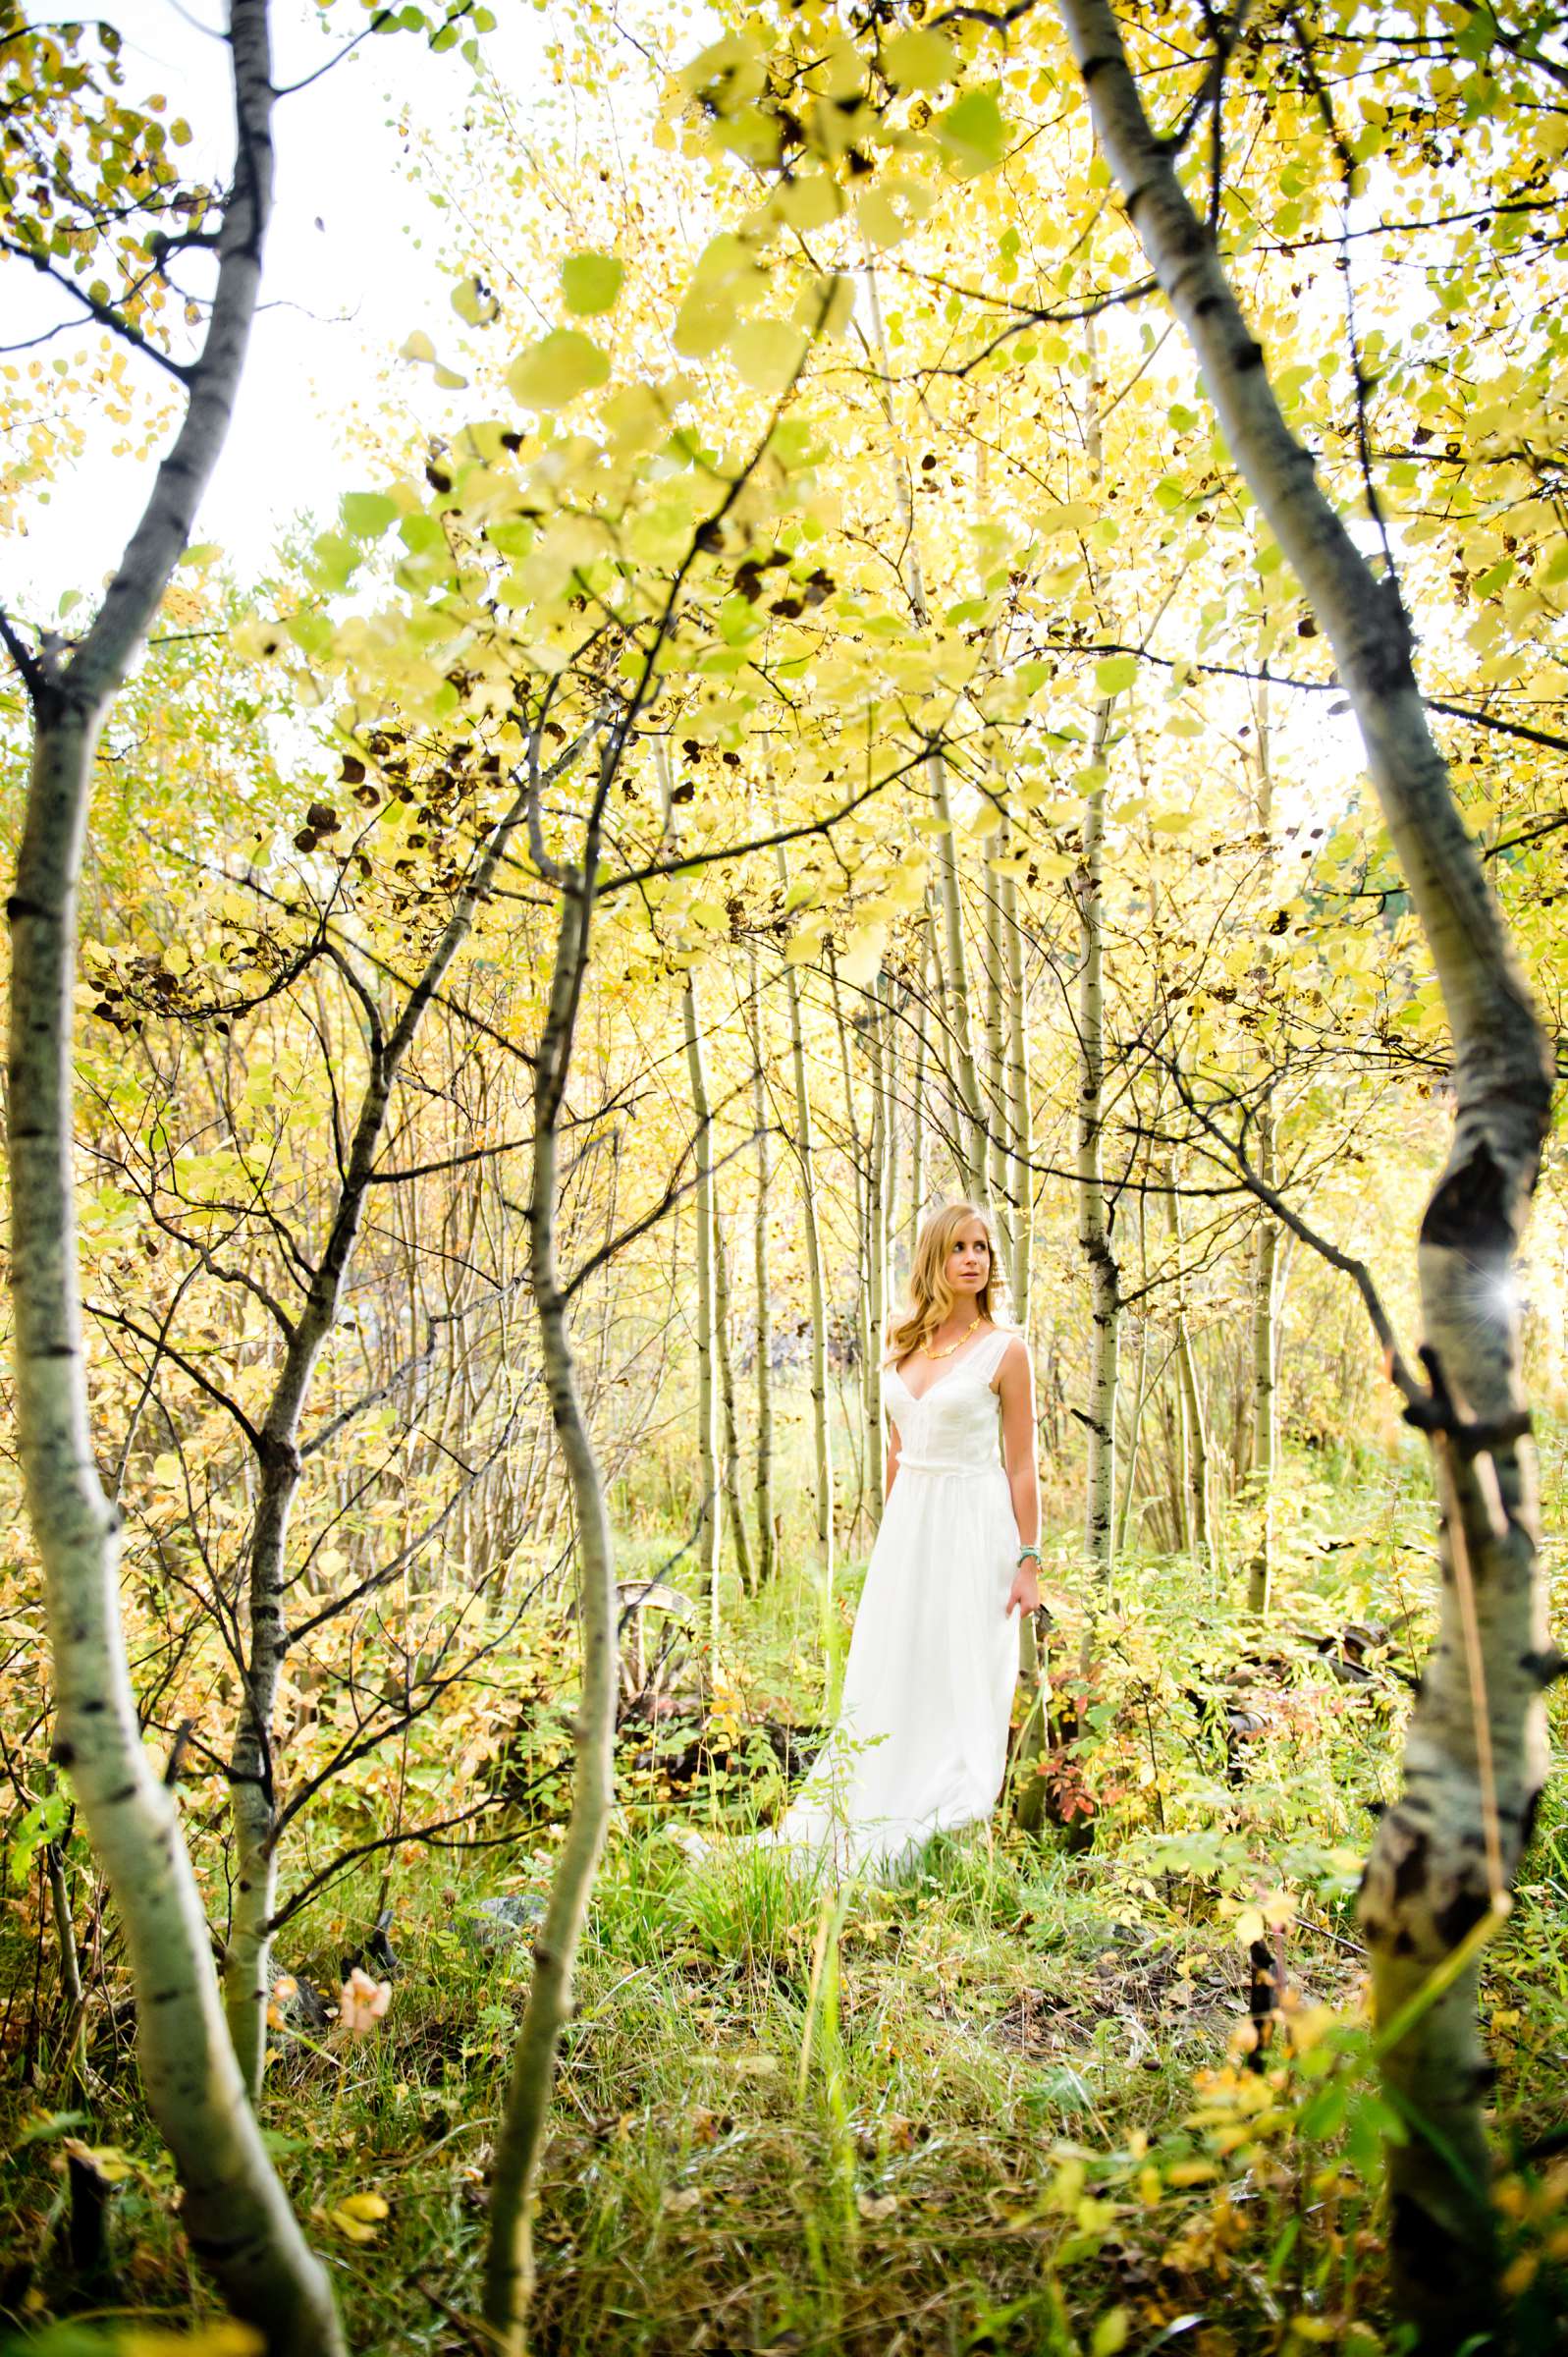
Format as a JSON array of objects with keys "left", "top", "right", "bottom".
[
  {"left": 399, "top": 330, "right": 436, "bottom": 364},
  {"left": 773, "top": 174, "right": 841, "bottom": 232},
  {"left": 338, "top": 2190, "right": 390, "bottom": 2222},
  {"left": 507, "top": 330, "right": 610, "bottom": 410},
  {"left": 328, "top": 2205, "right": 381, "bottom": 2243},
  {"left": 883, "top": 27, "right": 957, "bottom": 89},
  {"left": 1234, "top": 1906, "right": 1267, "bottom": 1946},
  {"left": 728, "top": 317, "right": 807, "bottom": 395},
  {"left": 451, "top": 276, "right": 499, "bottom": 327}
]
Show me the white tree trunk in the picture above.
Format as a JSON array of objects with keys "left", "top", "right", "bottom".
[
  {"left": 1054, "top": 5, "right": 1556, "bottom": 2328},
  {"left": 1001, "top": 868, "right": 1034, "bottom": 1333},
  {"left": 862, "top": 258, "right": 985, "bottom": 1191},
  {"left": 1248, "top": 1105, "right": 1279, "bottom": 1617},
  {"left": 1076, "top": 318, "right": 1120, "bottom": 1588},
  {"left": 779, "top": 888, "right": 834, "bottom": 1595},
  {"left": 747, "top": 948, "right": 777, "bottom": 1583},
  {"left": 681, "top": 981, "right": 724, "bottom": 1644},
  {"left": 1249, "top": 674, "right": 1279, "bottom": 1617},
  {"left": 484, "top": 859, "right": 619, "bottom": 2355},
  {"left": 5, "top": 9, "right": 342, "bottom": 2343}
]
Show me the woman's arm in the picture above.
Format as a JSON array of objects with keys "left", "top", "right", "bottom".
[
  {"left": 997, "top": 1337, "right": 1042, "bottom": 1617},
  {"left": 885, "top": 1419, "right": 902, "bottom": 1501}
]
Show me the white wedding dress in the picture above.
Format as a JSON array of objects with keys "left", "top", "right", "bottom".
[{"left": 762, "top": 1323, "right": 1023, "bottom": 1876}]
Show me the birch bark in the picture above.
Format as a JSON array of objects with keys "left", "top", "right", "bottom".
[
  {"left": 681, "top": 982, "right": 724, "bottom": 1643},
  {"left": 862, "top": 258, "right": 985, "bottom": 1191},
  {"left": 747, "top": 948, "right": 777, "bottom": 1583},
  {"left": 1054, "top": 4, "right": 1556, "bottom": 2328},
  {"left": 6, "top": 8, "right": 342, "bottom": 2344},
  {"left": 1076, "top": 316, "right": 1121, "bottom": 1589},
  {"left": 778, "top": 857, "right": 835, "bottom": 1596},
  {"left": 483, "top": 851, "right": 619, "bottom": 2355}
]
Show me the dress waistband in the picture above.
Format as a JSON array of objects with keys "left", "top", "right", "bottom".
[{"left": 896, "top": 1457, "right": 1005, "bottom": 1479}]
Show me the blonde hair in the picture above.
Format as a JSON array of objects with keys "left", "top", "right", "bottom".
[{"left": 885, "top": 1200, "right": 1007, "bottom": 1363}]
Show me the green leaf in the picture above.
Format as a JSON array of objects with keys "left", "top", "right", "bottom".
[
  {"left": 1094, "top": 653, "right": 1138, "bottom": 695},
  {"left": 451, "top": 275, "right": 500, "bottom": 327},
  {"left": 882, "top": 27, "right": 957, "bottom": 91},
  {"left": 342, "top": 491, "right": 399, "bottom": 537},
  {"left": 507, "top": 329, "right": 611, "bottom": 409},
  {"left": 728, "top": 316, "right": 807, "bottom": 394},
  {"left": 310, "top": 533, "right": 358, "bottom": 593},
  {"left": 937, "top": 91, "right": 1007, "bottom": 178},
  {"left": 560, "top": 251, "right": 624, "bottom": 316}
]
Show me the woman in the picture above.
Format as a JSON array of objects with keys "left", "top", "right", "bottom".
[{"left": 761, "top": 1200, "right": 1042, "bottom": 1875}]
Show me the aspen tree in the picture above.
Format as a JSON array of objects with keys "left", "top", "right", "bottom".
[
  {"left": 1076, "top": 313, "right": 1121, "bottom": 1588},
  {"left": 865, "top": 980, "right": 891, "bottom": 1519},
  {"left": 3, "top": 8, "right": 342, "bottom": 2343},
  {"left": 1000, "top": 864, "right": 1034, "bottom": 1334},
  {"left": 1249, "top": 673, "right": 1280, "bottom": 1617},
  {"left": 1054, "top": 2, "right": 1557, "bottom": 2330},
  {"left": 747, "top": 945, "right": 777, "bottom": 1582},
  {"left": 778, "top": 851, "right": 835, "bottom": 1597},
  {"left": 862, "top": 258, "right": 986, "bottom": 1190}
]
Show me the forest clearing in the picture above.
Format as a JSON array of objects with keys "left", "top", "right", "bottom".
[{"left": 2, "top": 0, "right": 1567, "bottom": 2352}]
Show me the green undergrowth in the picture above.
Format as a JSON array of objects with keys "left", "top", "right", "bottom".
[{"left": 4, "top": 1441, "right": 1568, "bottom": 2354}]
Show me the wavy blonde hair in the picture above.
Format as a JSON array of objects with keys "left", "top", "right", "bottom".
[{"left": 885, "top": 1200, "right": 1007, "bottom": 1364}]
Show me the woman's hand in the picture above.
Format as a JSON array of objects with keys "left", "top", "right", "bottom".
[{"left": 1005, "top": 1560, "right": 1041, "bottom": 1617}]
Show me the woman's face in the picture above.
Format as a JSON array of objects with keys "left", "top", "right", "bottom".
[{"left": 946, "top": 1221, "right": 991, "bottom": 1297}]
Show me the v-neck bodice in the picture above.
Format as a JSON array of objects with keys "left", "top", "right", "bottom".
[{"left": 885, "top": 1326, "right": 1012, "bottom": 1476}]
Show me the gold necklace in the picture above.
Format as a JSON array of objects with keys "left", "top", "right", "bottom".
[{"left": 922, "top": 1314, "right": 982, "bottom": 1361}]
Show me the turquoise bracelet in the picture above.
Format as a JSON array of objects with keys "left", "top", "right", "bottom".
[{"left": 1016, "top": 1545, "right": 1042, "bottom": 1564}]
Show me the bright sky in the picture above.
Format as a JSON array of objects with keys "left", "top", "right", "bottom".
[{"left": 5, "top": 0, "right": 547, "bottom": 618}]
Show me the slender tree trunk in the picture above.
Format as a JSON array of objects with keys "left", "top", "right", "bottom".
[
  {"left": 909, "top": 931, "right": 930, "bottom": 1233},
  {"left": 1249, "top": 674, "right": 1279, "bottom": 1617},
  {"left": 827, "top": 952, "right": 872, "bottom": 1541},
  {"left": 779, "top": 876, "right": 834, "bottom": 1596},
  {"left": 1076, "top": 319, "right": 1120, "bottom": 1590},
  {"left": 1054, "top": 8, "right": 1557, "bottom": 2331},
  {"left": 680, "top": 984, "right": 723, "bottom": 1644},
  {"left": 1116, "top": 1316, "right": 1151, "bottom": 1558},
  {"left": 46, "top": 1837, "right": 83, "bottom": 2014},
  {"left": 1248, "top": 1106, "right": 1279, "bottom": 1616},
  {"left": 711, "top": 1162, "right": 755, "bottom": 1596},
  {"left": 5, "top": 10, "right": 343, "bottom": 2345},
  {"left": 862, "top": 258, "right": 985, "bottom": 1191},
  {"left": 865, "top": 981, "right": 889, "bottom": 1523},
  {"left": 1001, "top": 869, "right": 1033, "bottom": 1333},
  {"left": 484, "top": 860, "right": 619, "bottom": 2357},
  {"left": 1166, "top": 1170, "right": 1211, "bottom": 1567},
  {"left": 983, "top": 850, "right": 1013, "bottom": 1273},
  {"left": 1012, "top": 1611, "right": 1050, "bottom": 1836},
  {"left": 747, "top": 947, "right": 776, "bottom": 1584}
]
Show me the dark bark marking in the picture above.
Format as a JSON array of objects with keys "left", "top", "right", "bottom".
[
  {"left": 1391, "top": 1829, "right": 1431, "bottom": 1901},
  {"left": 1419, "top": 1136, "right": 1513, "bottom": 1254},
  {"left": 1389, "top": 2190, "right": 1466, "bottom": 2282},
  {"left": 1433, "top": 1886, "right": 1489, "bottom": 1950}
]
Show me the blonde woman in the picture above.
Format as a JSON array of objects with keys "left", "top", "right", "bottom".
[{"left": 767, "top": 1200, "right": 1041, "bottom": 1874}]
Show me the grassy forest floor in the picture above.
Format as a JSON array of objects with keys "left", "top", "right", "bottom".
[{"left": 4, "top": 1440, "right": 1568, "bottom": 2356}]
